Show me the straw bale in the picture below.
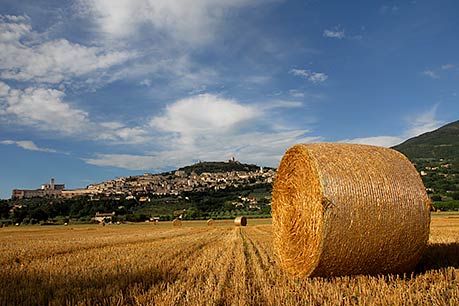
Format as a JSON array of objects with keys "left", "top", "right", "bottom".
[
  {"left": 234, "top": 216, "right": 247, "bottom": 226},
  {"left": 272, "top": 143, "right": 431, "bottom": 278},
  {"left": 207, "top": 219, "right": 215, "bottom": 226},
  {"left": 172, "top": 219, "right": 182, "bottom": 226}
]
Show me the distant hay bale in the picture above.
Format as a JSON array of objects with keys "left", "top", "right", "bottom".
[
  {"left": 234, "top": 216, "right": 247, "bottom": 226},
  {"left": 272, "top": 143, "right": 431, "bottom": 278},
  {"left": 172, "top": 219, "right": 182, "bottom": 226},
  {"left": 207, "top": 219, "right": 215, "bottom": 226}
]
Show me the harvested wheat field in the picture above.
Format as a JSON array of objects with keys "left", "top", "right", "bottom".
[{"left": 0, "top": 215, "right": 458, "bottom": 305}]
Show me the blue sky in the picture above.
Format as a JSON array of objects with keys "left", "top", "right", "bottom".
[{"left": 1, "top": 0, "right": 458, "bottom": 198}]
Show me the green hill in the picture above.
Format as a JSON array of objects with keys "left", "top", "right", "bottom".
[
  {"left": 392, "top": 120, "right": 459, "bottom": 210},
  {"left": 393, "top": 120, "right": 459, "bottom": 159},
  {"left": 177, "top": 160, "right": 271, "bottom": 175}
]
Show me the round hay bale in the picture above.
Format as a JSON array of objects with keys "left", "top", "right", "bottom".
[
  {"left": 207, "top": 219, "right": 215, "bottom": 226},
  {"left": 272, "top": 143, "right": 431, "bottom": 278},
  {"left": 172, "top": 219, "right": 182, "bottom": 226},
  {"left": 234, "top": 216, "right": 247, "bottom": 226}
]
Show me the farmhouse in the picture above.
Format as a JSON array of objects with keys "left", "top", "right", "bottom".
[{"left": 94, "top": 212, "right": 115, "bottom": 223}]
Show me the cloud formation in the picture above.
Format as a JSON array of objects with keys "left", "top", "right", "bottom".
[
  {"left": 78, "top": 0, "right": 277, "bottom": 46},
  {"left": 441, "top": 64, "right": 455, "bottom": 70},
  {"left": 150, "top": 94, "right": 256, "bottom": 143},
  {"left": 422, "top": 64, "right": 458, "bottom": 80},
  {"left": 289, "top": 69, "right": 328, "bottom": 84},
  {"left": 84, "top": 129, "right": 321, "bottom": 170},
  {"left": 0, "top": 82, "right": 90, "bottom": 134},
  {"left": 86, "top": 93, "right": 321, "bottom": 170},
  {"left": 340, "top": 136, "right": 403, "bottom": 147},
  {"left": 0, "top": 81, "right": 150, "bottom": 144},
  {"left": 84, "top": 153, "right": 157, "bottom": 170},
  {"left": 404, "top": 104, "right": 443, "bottom": 138},
  {"left": 342, "top": 105, "right": 444, "bottom": 147},
  {"left": 323, "top": 28, "right": 345, "bottom": 39},
  {"left": 422, "top": 70, "right": 439, "bottom": 79},
  {"left": 0, "top": 15, "right": 134, "bottom": 86},
  {"left": 0, "top": 139, "right": 57, "bottom": 153}
]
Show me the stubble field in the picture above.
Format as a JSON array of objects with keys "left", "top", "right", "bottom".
[{"left": 0, "top": 214, "right": 458, "bottom": 305}]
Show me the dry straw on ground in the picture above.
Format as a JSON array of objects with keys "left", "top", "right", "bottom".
[
  {"left": 172, "top": 219, "right": 182, "bottom": 226},
  {"left": 234, "top": 216, "right": 247, "bottom": 226},
  {"left": 272, "top": 143, "right": 431, "bottom": 278},
  {"left": 207, "top": 219, "right": 215, "bottom": 226}
]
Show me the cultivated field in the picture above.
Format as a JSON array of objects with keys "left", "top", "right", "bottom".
[{"left": 0, "top": 215, "right": 458, "bottom": 305}]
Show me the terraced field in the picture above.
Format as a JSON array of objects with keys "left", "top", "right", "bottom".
[{"left": 0, "top": 215, "right": 458, "bottom": 305}]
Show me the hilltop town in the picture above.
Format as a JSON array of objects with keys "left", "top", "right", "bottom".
[{"left": 12, "top": 159, "right": 276, "bottom": 201}]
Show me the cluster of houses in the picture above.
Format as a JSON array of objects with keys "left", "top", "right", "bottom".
[
  {"left": 86, "top": 166, "right": 275, "bottom": 198},
  {"left": 11, "top": 164, "right": 276, "bottom": 201}
]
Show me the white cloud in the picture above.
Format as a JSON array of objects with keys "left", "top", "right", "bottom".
[
  {"left": 308, "top": 72, "right": 328, "bottom": 84},
  {"left": 84, "top": 154, "right": 158, "bottom": 170},
  {"left": 97, "top": 126, "right": 151, "bottom": 144},
  {"left": 139, "top": 79, "right": 152, "bottom": 87},
  {"left": 85, "top": 93, "right": 320, "bottom": 170},
  {"left": 0, "top": 15, "right": 135, "bottom": 85},
  {"left": 260, "top": 100, "right": 303, "bottom": 110},
  {"left": 422, "top": 64, "right": 459, "bottom": 81},
  {"left": 243, "top": 75, "right": 272, "bottom": 84},
  {"left": 339, "top": 105, "right": 444, "bottom": 147},
  {"left": 323, "top": 29, "right": 345, "bottom": 39},
  {"left": 288, "top": 90, "right": 305, "bottom": 98},
  {"left": 0, "top": 140, "right": 57, "bottom": 153},
  {"left": 289, "top": 68, "right": 309, "bottom": 78},
  {"left": 0, "top": 82, "right": 90, "bottom": 134},
  {"left": 150, "top": 93, "right": 257, "bottom": 144},
  {"left": 84, "top": 129, "right": 321, "bottom": 170},
  {"left": 422, "top": 70, "right": 439, "bottom": 79},
  {"left": 341, "top": 136, "right": 403, "bottom": 147},
  {"left": 78, "top": 0, "right": 277, "bottom": 46},
  {"left": 0, "top": 15, "right": 31, "bottom": 42},
  {"left": 0, "top": 81, "right": 150, "bottom": 144},
  {"left": 441, "top": 64, "right": 455, "bottom": 70},
  {"left": 289, "top": 69, "right": 328, "bottom": 84},
  {"left": 403, "top": 104, "right": 443, "bottom": 138}
]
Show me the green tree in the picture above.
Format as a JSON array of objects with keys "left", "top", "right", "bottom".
[{"left": 31, "top": 208, "right": 48, "bottom": 222}]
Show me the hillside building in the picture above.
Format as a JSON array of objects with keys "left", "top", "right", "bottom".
[{"left": 12, "top": 178, "right": 65, "bottom": 200}]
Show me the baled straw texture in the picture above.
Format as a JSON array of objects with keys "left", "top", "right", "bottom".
[
  {"left": 207, "top": 219, "right": 215, "bottom": 226},
  {"left": 272, "top": 143, "right": 431, "bottom": 278},
  {"left": 172, "top": 219, "right": 182, "bottom": 226},
  {"left": 234, "top": 216, "right": 247, "bottom": 226}
]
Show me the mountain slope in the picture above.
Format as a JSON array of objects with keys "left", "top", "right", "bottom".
[
  {"left": 393, "top": 120, "right": 459, "bottom": 159},
  {"left": 392, "top": 120, "right": 459, "bottom": 210}
]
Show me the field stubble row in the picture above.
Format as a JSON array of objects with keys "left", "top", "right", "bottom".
[{"left": 0, "top": 216, "right": 458, "bottom": 305}]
